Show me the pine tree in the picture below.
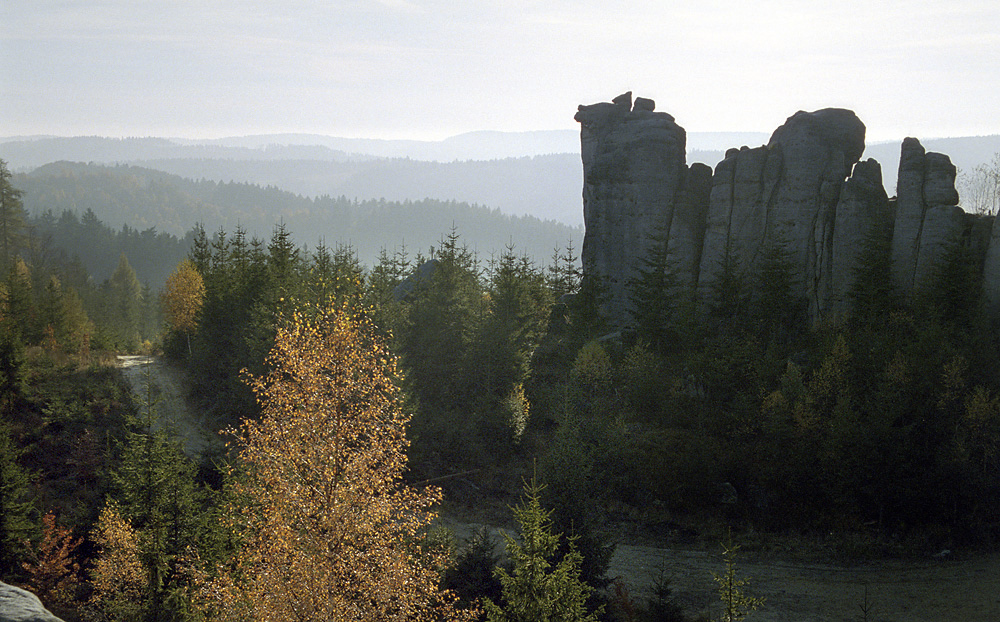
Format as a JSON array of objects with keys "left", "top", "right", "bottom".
[
  {"left": 483, "top": 478, "right": 602, "bottom": 622},
  {"left": 626, "top": 225, "right": 679, "bottom": 353},
  {"left": 0, "top": 159, "right": 27, "bottom": 273},
  {"left": 713, "top": 533, "right": 764, "bottom": 622},
  {"left": 110, "top": 364, "right": 203, "bottom": 620},
  {"left": 0, "top": 415, "right": 33, "bottom": 577}
]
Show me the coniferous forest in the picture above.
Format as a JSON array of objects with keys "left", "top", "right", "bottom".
[{"left": 4, "top": 154, "right": 1000, "bottom": 621}]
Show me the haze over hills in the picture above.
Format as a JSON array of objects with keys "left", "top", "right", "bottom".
[
  {"left": 1, "top": 129, "right": 762, "bottom": 166},
  {"left": 13, "top": 161, "right": 584, "bottom": 278},
  {"left": 2, "top": 131, "right": 998, "bottom": 230}
]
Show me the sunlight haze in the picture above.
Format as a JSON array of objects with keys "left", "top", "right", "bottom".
[{"left": 2, "top": 0, "right": 999, "bottom": 142}]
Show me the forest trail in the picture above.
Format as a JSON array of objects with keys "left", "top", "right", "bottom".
[
  {"left": 117, "top": 355, "right": 221, "bottom": 462},
  {"left": 604, "top": 542, "right": 1000, "bottom": 622},
  {"left": 441, "top": 515, "right": 1000, "bottom": 621}
]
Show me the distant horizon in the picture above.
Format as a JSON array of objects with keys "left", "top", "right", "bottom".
[{"left": 5, "top": 128, "right": 1000, "bottom": 146}]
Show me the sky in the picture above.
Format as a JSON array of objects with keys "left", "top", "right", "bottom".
[{"left": 2, "top": 0, "right": 999, "bottom": 142}]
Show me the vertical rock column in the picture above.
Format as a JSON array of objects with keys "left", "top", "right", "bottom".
[
  {"left": 698, "top": 108, "right": 868, "bottom": 320},
  {"left": 825, "top": 158, "right": 890, "bottom": 316},
  {"left": 575, "top": 92, "right": 690, "bottom": 327},
  {"left": 891, "top": 138, "right": 964, "bottom": 297}
]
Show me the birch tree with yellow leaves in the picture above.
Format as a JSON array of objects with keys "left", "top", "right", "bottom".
[
  {"left": 199, "top": 302, "right": 475, "bottom": 622},
  {"left": 160, "top": 259, "right": 205, "bottom": 356}
]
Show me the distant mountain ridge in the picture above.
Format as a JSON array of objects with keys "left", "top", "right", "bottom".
[
  {"left": 0, "top": 130, "right": 777, "bottom": 168},
  {"left": 14, "top": 161, "right": 583, "bottom": 271},
  {"left": 2, "top": 131, "right": 998, "bottom": 229}
]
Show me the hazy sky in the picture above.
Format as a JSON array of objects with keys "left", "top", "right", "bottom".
[{"left": 3, "top": 0, "right": 999, "bottom": 141}]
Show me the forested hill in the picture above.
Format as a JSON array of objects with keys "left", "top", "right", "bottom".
[
  {"left": 15, "top": 161, "right": 583, "bottom": 269},
  {"left": 134, "top": 154, "right": 583, "bottom": 225}
]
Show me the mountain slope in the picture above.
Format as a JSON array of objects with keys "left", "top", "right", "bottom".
[{"left": 15, "top": 162, "right": 583, "bottom": 269}]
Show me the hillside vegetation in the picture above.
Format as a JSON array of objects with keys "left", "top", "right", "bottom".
[
  {"left": 4, "top": 156, "right": 1000, "bottom": 621},
  {"left": 15, "top": 162, "right": 582, "bottom": 273}
]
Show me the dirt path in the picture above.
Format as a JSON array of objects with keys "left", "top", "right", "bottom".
[
  {"left": 439, "top": 514, "right": 1000, "bottom": 621},
  {"left": 117, "top": 355, "right": 221, "bottom": 462},
  {"left": 606, "top": 543, "right": 1000, "bottom": 622}
]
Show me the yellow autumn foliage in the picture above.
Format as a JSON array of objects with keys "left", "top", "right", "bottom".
[
  {"left": 160, "top": 259, "right": 205, "bottom": 335},
  {"left": 201, "top": 302, "right": 475, "bottom": 622}
]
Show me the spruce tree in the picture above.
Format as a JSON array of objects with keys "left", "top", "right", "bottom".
[
  {"left": 483, "top": 478, "right": 602, "bottom": 622},
  {"left": 110, "top": 364, "right": 202, "bottom": 620},
  {"left": 547, "top": 241, "right": 580, "bottom": 300},
  {"left": 848, "top": 220, "right": 898, "bottom": 328},
  {"left": 751, "top": 235, "right": 803, "bottom": 345},
  {"left": 0, "top": 416, "right": 33, "bottom": 577},
  {"left": 0, "top": 159, "right": 27, "bottom": 273},
  {"left": 106, "top": 253, "right": 143, "bottom": 352},
  {"left": 626, "top": 225, "right": 679, "bottom": 353},
  {"left": 401, "top": 227, "right": 483, "bottom": 408}
]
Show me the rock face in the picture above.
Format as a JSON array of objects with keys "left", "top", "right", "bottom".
[
  {"left": 891, "top": 137, "right": 966, "bottom": 295},
  {"left": 697, "top": 108, "right": 878, "bottom": 319},
  {"left": 576, "top": 94, "right": 990, "bottom": 327},
  {"left": 983, "top": 216, "right": 1000, "bottom": 307},
  {"left": 575, "top": 92, "right": 688, "bottom": 323},
  {"left": 0, "top": 582, "right": 64, "bottom": 622}
]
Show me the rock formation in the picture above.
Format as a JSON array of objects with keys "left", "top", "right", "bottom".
[
  {"left": 575, "top": 92, "right": 689, "bottom": 322},
  {"left": 891, "top": 137, "right": 966, "bottom": 295},
  {"left": 576, "top": 93, "right": 992, "bottom": 327},
  {"left": 0, "top": 582, "right": 64, "bottom": 622}
]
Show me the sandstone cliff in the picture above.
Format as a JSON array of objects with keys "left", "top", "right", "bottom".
[{"left": 577, "top": 93, "right": 994, "bottom": 327}]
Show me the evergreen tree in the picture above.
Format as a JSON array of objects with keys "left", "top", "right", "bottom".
[
  {"left": 546, "top": 241, "right": 580, "bottom": 301},
  {"left": 848, "top": 220, "right": 898, "bottom": 328},
  {"left": 0, "top": 416, "right": 33, "bottom": 577},
  {"left": 713, "top": 533, "right": 764, "bottom": 622},
  {"left": 706, "top": 242, "right": 749, "bottom": 331},
  {"left": 567, "top": 270, "right": 609, "bottom": 343},
  {"left": 471, "top": 246, "right": 552, "bottom": 433},
  {"left": 4, "top": 257, "right": 37, "bottom": 343},
  {"left": 916, "top": 237, "right": 983, "bottom": 330},
  {"left": 0, "top": 159, "right": 27, "bottom": 273},
  {"left": 365, "top": 245, "right": 411, "bottom": 340},
  {"left": 483, "top": 477, "right": 602, "bottom": 622},
  {"left": 0, "top": 329, "right": 26, "bottom": 416},
  {"left": 401, "top": 228, "right": 484, "bottom": 408},
  {"left": 444, "top": 527, "right": 504, "bottom": 611},
  {"left": 751, "top": 235, "right": 804, "bottom": 345},
  {"left": 188, "top": 224, "right": 211, "bottom": 275},
  {"left": 105, "top": 253, "right": 143, "bottom": 352},
  {"left": 111, "top": 365, "right": 202, "bottom": 620},
  {"left": 626, "top": 225, "right": 679, "bottom": 353}
]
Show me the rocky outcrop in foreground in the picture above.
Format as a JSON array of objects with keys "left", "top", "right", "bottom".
[
  {"left": 577, "top": 93, "right": 993, "bottom": 326},
  {"left": 0, "top": 582, "right": 63, "bottom": 622}
]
